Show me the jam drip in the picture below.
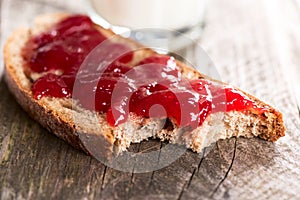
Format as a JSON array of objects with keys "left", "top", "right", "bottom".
[{"left": 23, "top": 15, "right": 266, "bottom": 130}]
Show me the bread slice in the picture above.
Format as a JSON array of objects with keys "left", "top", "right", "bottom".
[{"left": 3, "top": 13, "right": 285, "bottom": 159}]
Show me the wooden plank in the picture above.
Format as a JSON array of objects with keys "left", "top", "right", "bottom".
[{"left": 0, "top": 0, "right": 300, "bottom": 199}]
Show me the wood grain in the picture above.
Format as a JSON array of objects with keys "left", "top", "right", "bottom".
[{"left": 1, "top": 0, "right": 300, "bottom": 199}]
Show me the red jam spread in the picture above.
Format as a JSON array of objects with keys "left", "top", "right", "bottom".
[{"left": 23, "top": 15, "right": 266, "bottom": 129}]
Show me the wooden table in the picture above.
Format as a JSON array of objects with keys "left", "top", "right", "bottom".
[{"left": 1, "top": 0, "right": 300, "bottom": 199}]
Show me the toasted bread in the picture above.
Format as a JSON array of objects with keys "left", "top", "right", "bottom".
[{"left": 4, "top": 13, "right": 285, "bottom": 158}]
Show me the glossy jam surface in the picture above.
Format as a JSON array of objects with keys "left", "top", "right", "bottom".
[
  {"left": 107, "top": 56, "right": 265, "bottom": 128},
  {"left": 24, "top": 15, "right": 133, "bottom": 99},
  {"left": 24, "top": 15, "right": 266, "bottom": 129},
  {"left": 23, "top": 15, "right": 107, "bottom": 74}
]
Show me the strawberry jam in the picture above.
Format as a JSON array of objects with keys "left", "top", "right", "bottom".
[
  {"left": 23, "top": 15, "right": 107, "bottom": 74},
  {"left": 107, "top": 55, "right": 266, "bottom": 128},
  {"left": 23, "top": 15, "right": 266, "bottom": 130}
]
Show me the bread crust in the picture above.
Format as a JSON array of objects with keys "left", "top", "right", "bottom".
[
  {"left": 4, "top": 29, "right": 116, "bottom": 158},
  {"left": 3, "top": 13, "right": 285, "bottom": 157}
]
